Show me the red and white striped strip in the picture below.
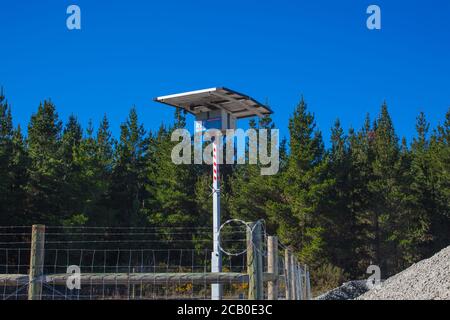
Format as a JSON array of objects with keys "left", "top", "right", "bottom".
[{"left": 213, "top": 142, "right": 218, "bottom": 182}]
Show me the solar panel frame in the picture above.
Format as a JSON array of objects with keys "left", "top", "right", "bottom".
[{"left": 154, "top": 87, "right": 273, "bottom": 119}]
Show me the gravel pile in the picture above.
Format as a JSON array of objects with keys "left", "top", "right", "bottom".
[
  {"left": 316, "top": 280, "right": 370, "bottom": 300},
  {"left": 358, "top": 246, "right": 450, "bottom": 300}
]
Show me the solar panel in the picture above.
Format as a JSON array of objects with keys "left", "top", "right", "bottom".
[{"left": 154, "top": 87, "right": 272, "bottom": 119}]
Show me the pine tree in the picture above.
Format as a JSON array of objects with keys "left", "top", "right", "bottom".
[
  {"left": 322, "top": 119, "right": 361, "bottom": 277},
  {"left": 403, "top": 112, "right": 434, "bottom": 261},
  {"left": 145, "top": 114, "right": 197, "bottom": 228},
  {"left": 109, "top": 107, "right": 148, "bottom": 226},
  {"left": 9, "top": 125, "right": 30, "bottom": 225},
  {"left": 59, "top": 115, "right": 84, "bottom": 223},
  {"left": 228, "top": 115, "right": 283, "bottom": 234},
  {"left": 26, "top": 100, "right": 65, "bottom": 224},
  {"left": 97, "top": 114, "right": 115, "bottom": 172},
  {"left": 367, "top": 102, "right": 407, "bottom": 274},
  {"left": 429, "top": 108, "right": 450, "bottom": 251},
  {"left": 72, "top": 116, "right": 115, "bottom": 226},
  {"left": 0, "top": 88, "right": 21, "bottom": 225},
  {"left": 1, "top": 86, "right": 449, "bottom": 293},
  {"left": 282, "top": 97, "right": 331, "bottom": 267}
]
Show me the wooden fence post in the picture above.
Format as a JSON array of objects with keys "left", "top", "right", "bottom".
[
  {"left": 247, "top": 221, "right": 263, "bottom": 300},
  {"left": 267, "top": 236, "right": 278, "bottom": 300},
  {"left": 305, "top": 265, "right": 312, "bottom": 300},
  {"left": 289, "top": 253, "right": 297, "bottom": 300},
  {"left": 131, "top": 267, "right": 136, "bottom": 300},
  {"left": 297, "top": 263, "right": 303, "bottom": 300},
  {"left": 28, "top": 224, "right": 45, "bottom": 300},
  {"left": 284, "top": 249, "right": 291, "bottom": 300}
]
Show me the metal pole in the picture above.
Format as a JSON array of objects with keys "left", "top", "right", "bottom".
[{"left": 211, "top": 137, "right": 222, "bottom": 300}]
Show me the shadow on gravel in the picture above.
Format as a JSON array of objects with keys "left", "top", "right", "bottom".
[{"left": 316, "top": 280, "right": 370, "bottom": 300}]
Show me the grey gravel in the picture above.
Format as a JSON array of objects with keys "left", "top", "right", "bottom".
[
  {"left": 358, "top": 245, "right": 450, "bottom": 300},
  {"left": 316, "top": 280, "right": 370, "bottom": 300}
]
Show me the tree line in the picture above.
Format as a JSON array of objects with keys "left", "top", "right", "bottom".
[{"left": 1, "top": 88, "right": 449, "bottom": 293}]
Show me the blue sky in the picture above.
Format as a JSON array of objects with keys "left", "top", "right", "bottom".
[{"left": 1, "top": 0, "right": 449, "bottom": 145}]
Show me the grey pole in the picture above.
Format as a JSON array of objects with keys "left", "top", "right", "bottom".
[{"left": 211, "top": 137, "right": 222, "bottom": 299}]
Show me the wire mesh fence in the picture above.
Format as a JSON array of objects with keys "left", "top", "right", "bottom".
[{"left": 0, "top": 223, "right": 310, "bottom": 300}]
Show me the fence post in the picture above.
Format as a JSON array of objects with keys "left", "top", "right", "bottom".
[
  {"left": 297, "top": 263, "right": 303, "bottom": 300},
  {"left": 28, "top": 224, "right": 45, "bottom": 300},
  {"left": 131, "top": 267, "right": 136, "bottom": 300},
  {"left": 305, "top": 265, "right": 312, "bottom": 300},
  {"left": 247, "top": 221, "right": 263, "bottom": 300},
  {"left": 295, "top": 264, "right": 300, "bottom": 300},
  {"left": 284, "top": 249, "right": 291, "bottom": 300},
  {"left": 290, "top": 254, "right": 297, "bottom": 300},
  {"left": 267, "top": 236, "right": 278, "bottom": 300}
]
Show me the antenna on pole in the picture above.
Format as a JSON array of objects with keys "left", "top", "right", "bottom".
[{"left": 154, "top": 87, "right": 273, "bottom": 300}]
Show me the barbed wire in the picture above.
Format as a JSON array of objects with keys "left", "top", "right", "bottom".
[
  {"left": 45, "top": 226, "right": 214, "bottom": 230},
  {"left": 0, "top": 222, "right": 307, "bottom": 300},
  {"left": 0, "top": 225, "right": 251, "bottom": 300}
]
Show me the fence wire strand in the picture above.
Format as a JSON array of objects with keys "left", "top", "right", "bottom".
[
  {"left": 0, "top": 223, "right": 309, "bottom": 300},
  {"left": 0, "top": 225, "right": 249, "bottom": 300}
]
